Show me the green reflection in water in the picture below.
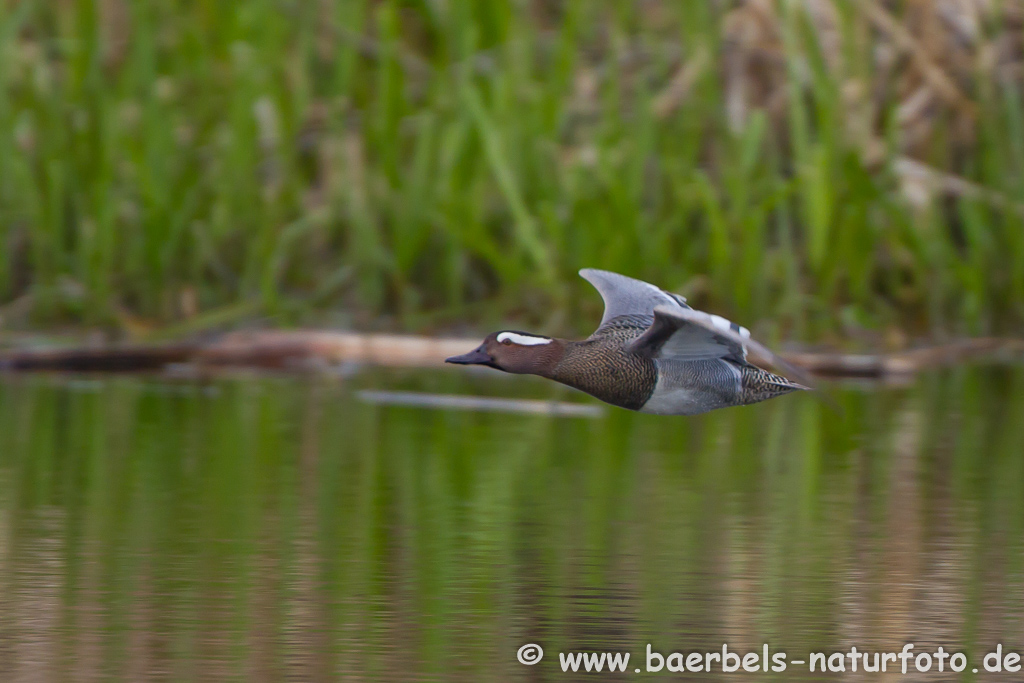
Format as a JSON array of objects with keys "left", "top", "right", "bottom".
[{"left": 0, "top": 368, "right": 1021, "bottom": 681}]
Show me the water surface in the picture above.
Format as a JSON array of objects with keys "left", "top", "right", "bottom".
[{"left": 0, "top": 367, "right": 1022, "bottom": 680}]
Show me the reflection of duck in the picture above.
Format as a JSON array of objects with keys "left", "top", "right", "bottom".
[{"left": 446, "top": 269, "right": 809, "bottom": 415}]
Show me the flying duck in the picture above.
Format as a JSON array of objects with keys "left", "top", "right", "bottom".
[{"left": 445, "top": 269, "right": 810, "bottom": 415}]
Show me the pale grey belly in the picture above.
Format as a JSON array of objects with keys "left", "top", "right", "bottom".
[{"left": 639, "top": 359, "right": 742, "bottom": 415}]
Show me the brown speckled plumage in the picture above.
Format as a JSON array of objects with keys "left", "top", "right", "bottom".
[
  {"left": 548, "top": 318, "right": 657, "bottom": 410},
  {"left": 737, "top": 364, "right": 806, "bottom": 404}
]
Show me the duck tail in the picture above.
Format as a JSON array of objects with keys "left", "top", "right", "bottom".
[{"left": 738, "top": 364, "right": 809, "bottom": 405}]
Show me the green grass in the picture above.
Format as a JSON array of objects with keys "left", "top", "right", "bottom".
[{"left": 1, "top": 1, "right": 1023, "bottom": 340}]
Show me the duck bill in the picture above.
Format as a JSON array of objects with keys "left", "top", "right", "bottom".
[{"left": 445, "top": 346, "right": 497, "bottom": 368}]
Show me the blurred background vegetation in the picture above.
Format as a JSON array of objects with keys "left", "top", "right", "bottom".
[{"left": 1, "top": 0, "right": 1023, "bottom": 343}]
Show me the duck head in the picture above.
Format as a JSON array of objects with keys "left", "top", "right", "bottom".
[{"left": 445, "top": 331, "right": 561, "bottom": 375}]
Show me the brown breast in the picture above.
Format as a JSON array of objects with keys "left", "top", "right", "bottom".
[{"left": 547, "top": 327, "right": 657, "bottom": 411}]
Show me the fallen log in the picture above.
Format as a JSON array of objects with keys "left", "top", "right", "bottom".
[
  {"left": 0, "top": 343, "right": 198, "bottom": 372},
  {"left": 0, "top": 331, "right": 1020, "bottom": 378},
  {"left": 785, "top": 338, "right": 1024, "bottom": 377}
]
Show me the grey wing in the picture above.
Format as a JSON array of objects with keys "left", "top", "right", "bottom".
[
  {"left": 630, "top": 306, "right": 815, "bottom": 386},
  {"left": 579, "top": 269, "right": 690, "bottom": 331}
]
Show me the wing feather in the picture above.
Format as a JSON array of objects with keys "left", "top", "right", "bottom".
[
  {"left": 631, "top": 306, "right": 815, "bottom": 387},
  {"left": 579, "top": 269, "right": 689, "bottom": 332}
]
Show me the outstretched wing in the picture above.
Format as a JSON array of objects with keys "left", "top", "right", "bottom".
[
  {"left": 631, "top": 305, "right": 814, "bottom": 387},
  {"left": 579, "top": 269, "right": 690, "bottom": 332}
]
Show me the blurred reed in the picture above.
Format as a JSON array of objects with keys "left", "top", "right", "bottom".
[{"left": 0, "top": 1, "right": 1023, "bottom": 341}]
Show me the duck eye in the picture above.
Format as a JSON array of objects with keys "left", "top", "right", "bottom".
[{"left": 501, "top": 338, "right": 513, "bottom": 346}]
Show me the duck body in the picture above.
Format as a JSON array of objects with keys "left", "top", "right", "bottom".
[
  {"left": 446, "top": 269, "right": 809, "bottom": 415},
  {"left": 547, "top": 315, "right": 801, "bottom": 415}
]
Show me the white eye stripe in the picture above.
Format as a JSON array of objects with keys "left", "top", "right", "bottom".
[{"left": 496, "top": 332, "right": 552, "bottom": 346}]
